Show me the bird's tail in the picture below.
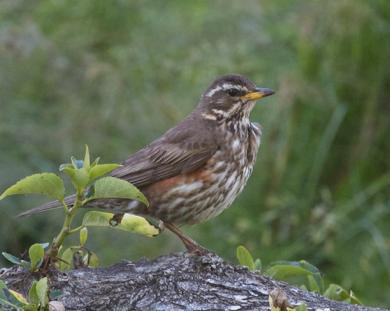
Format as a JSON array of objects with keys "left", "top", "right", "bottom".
[{"left": 17, "top": 194, "right": 76, "bottom": 218}]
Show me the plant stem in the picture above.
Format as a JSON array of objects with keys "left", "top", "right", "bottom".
[
  {"left": 68, "top": 225, "right": 84, "bottom": 234},
  {"left": 46, "top": 191, "right": 83, "bottom": 261}
]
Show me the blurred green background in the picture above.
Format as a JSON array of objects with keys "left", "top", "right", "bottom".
[{"left": 0, "top": 0, "right": 389, "bottom": 307}]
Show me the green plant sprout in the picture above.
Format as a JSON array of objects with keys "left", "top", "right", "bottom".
[
  {"left": 236, "top": 245, "right": 362, "bottom": 305},
  {"left": 0, "top": 145, "right": 159, "bottom": 271},
  {"left": 0, "top": 278, "right": 51, "bottom": 311}
]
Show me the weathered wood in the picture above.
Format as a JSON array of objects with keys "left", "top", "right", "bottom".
[{"left": 0, "top": 252, "right": 388, "bottom": 311}]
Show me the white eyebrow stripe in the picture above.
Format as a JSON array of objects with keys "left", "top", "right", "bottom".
[
  {"left": 205, "top": 85, "right": 223, "bottom": 97},
  {"left": 205, "top": 83, "right": 248, "bottom": 97},
  {"left": 221, "top": 83, "right": 235, "bottom": 90}
]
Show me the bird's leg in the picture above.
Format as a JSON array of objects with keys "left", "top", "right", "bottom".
[{"left": 164, "top": 222, "right": 209, "bottom": 255}]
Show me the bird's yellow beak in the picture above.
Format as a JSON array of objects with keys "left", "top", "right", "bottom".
[{"left": 241, "top": 87, "right": 275, "bottom": 101}]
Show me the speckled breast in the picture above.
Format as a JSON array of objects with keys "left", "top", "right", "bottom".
[{"left": 145, "top": 122, "right": 262, "bottom": 225}]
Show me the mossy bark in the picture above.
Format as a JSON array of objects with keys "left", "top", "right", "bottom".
[{"left": 0, "top": 252, "right": 388, "bottom": 311}]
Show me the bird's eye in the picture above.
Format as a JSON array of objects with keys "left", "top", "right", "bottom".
[{"left": 226, "top": 88, "right": 242, "bottom": 97}]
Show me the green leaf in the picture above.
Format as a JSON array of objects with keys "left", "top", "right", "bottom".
[
  {"left": 82, "top": 211, "right": 159, "bottom": 237},
  {"left": 323, "top": 284, "right": 362, "bottom": 304},
  {"left": 89, "top": 164, "right": 121, "bottom": 182},
  {"left": 88, "top": 252, "right": 99, "bottom": 268},
  {"left": 8, "top": 289, "right": 28, "bottom": 305},
  {"left": 59, "top": 163, "right": 73, "bottom": 172},
  {"left": 266, "top": 260, "right": 324, "bottom": 292},
  {"left": 297, "top": 260, "right": 321, "bottom": 275},
  {"left": 62, "top": 167, "right": 90, "bottom": 190},
  {"left": 2, "top": 252, "right": 21, "bottom": 265},
  {"left": 254, "top": 258, "right": 262, "bottom": 271},
  {"left": 266, "top": 264, "right": 313, "bottom": 280},
  {"left": 0, "top": 297, "right": 20, "bottom": 309},
  {"left": 36, "top": 277, "right": 49, "bottom": 307},
  {"left": 348, "top": 290, "right": 362, "bottom": 305},
  {"left": 79, "top": 227, "right": 88, "bottom": 246},
  {"left": 236, "top": 245, "right": 255, "bottom": 271},
  {"left": 324, "top": 284, "right": 347, "bottom": 300},
  {"left": 0, "top": 173, "right": 65, "bottom": 201},
  {"left": 307, "top": 275, "right": 320, "bottom": 292},
  {"left": 299, "top": 260, "right": 324, "bottom": 292},
  {"left": 58, "top": 248, "right": 73, "bottom": 271},
  {"left": 0, "top": 281, "right": 22, "bottom": 308},
  {"left": 91, "top": 157, "right": 100, "bottom": 167},
  {"left": 294, "top": 304, "right": 308, "bottom": 311},
  {"left": 23, "top": 303, "right": 39, "bottom": 311},
  {"left": 86, "top": 176, "right": 148, "bottom": 206},
  {"left": 28, "top": 281, "right": 39, "bottom": 305},
  {"left": 28, "top": 243, "right": 44, "bottom": 271},
  {"left": 83, "top": 145, "right": 90, "bottom": 170},
  {"left": 0, "top": 280, "right": 9, "bottom": 300},
  {"left": 20, "top": 260, "right": 32, "bottom": 270}
]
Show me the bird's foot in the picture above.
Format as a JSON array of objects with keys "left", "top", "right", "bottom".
[
  {"left": 164, "top": 222, "right": 211, "bottom": 256},
  {"left": 183, "top": 240, "right": 211, "bottom": 256}
]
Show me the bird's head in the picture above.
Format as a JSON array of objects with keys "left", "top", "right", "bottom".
[{"left": 198, "top": 74, "right": 274, "bottom": 122}]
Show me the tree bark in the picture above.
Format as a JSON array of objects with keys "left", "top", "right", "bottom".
[{"left": 0, "top": 252, "right": 388, "bottom": 311}]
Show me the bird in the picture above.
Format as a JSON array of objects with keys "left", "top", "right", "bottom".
[{"left": 20, "top": 74, "right": 274, "bottom": 254}]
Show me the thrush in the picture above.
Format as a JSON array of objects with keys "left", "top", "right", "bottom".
[{"left": 20, "top": 74, "right": 274, "bottom": 253}]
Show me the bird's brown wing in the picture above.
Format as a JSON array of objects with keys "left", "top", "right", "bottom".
[
  {"left": 110, "top": 121, "right": 217, "bottom": 188},
  {"left": 111, "top": 142, "right": 216, "bottom": 188},
  {"left": 17, "top": 143, "right": 214, "bottom": 218}
]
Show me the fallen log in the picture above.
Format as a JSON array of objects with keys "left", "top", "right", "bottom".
[{"left": 0, "top": 252, "right": 388, "bottom": 311}]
